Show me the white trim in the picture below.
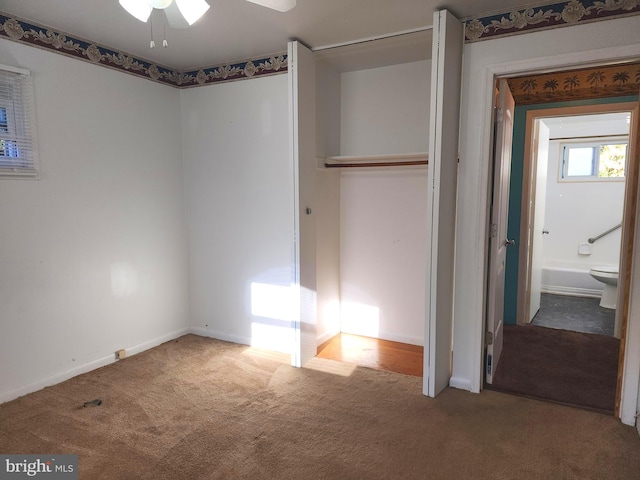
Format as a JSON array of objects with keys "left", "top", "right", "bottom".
[
  {"left": 0, "top": 63, "right": 30, "bottom": 76},
  {"left": 0, "top": 327, "right": 189, "bottom": 405},
  {"left": 339, "top": 327, "right": 423, "bottom": 347},
  {"left": 311, "top": 26, "right": 433, "bottom": 52},
  {"left": 449, "top": 376, "right": 472, "bottom": 390},
  {"left": 452, "top": 63, "right": 495, "bottom": 396},
  {"left": 316, "top": 329, "right": 339, "bottom": 347},
  {"left": 376, "top": 331, "right": 423, "bottom": 347},
  {"left": 491, "top": 45, "right": 640, "bottom": 78},
  {"left": 188, "top": 327, "right": 251, "bottom": 346},
  {"left": 540, "top": 285, "right": 602, "bottom": 298}
]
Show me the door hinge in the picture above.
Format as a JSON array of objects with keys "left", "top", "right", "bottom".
[
  {"left": 495, "top": 107, "right": 503, "bottom": 123},
  {"left": 491, "top": 223, "right": 497, "bottom": 238},
  {"left": 486, "top": 332, "right": 493, "bottom": 345}
]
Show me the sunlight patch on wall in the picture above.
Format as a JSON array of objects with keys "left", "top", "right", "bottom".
[
  {"left": 320, "top": 299, "right": 341, "bottom": 336},
  {"left": 250, "top": 321, "right": 293, "bottom": 353},
  {"left": 251, "top": 282, "right": 296, "bottom": 321},
  {"left": 339, "top": 301, "right": 380, "bottom": 338},
  {"left": 250, "top": 282, "right": 296, "bottom": 354}
]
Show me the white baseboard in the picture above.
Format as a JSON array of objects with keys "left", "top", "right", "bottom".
[
  {"left": 188, "top": 327, "right": 251, "bottom": 346},
  {"left": 0, "top": 327, "right": 190, "bottom": 405},
  {"left": 339, "top": 325, "right": 423, "bottom": 346},
  {"left": 541, "top": 285, "right": 602, "bottom": 298},
  {"left": 317, "top": 329, "right": 340, "bottom": 346},
  {"left": 127, "top": 327, "right": 190, "bottom": 356},
  {"left": 449, "top": 376, "right": 472, "bottom": 391},
  {"left": 374, "top": 330, "right": 423, "bottom": 346}
]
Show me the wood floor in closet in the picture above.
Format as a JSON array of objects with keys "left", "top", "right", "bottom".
[{"left": 317, "top": 333, "right": 423, "bottom": 377}]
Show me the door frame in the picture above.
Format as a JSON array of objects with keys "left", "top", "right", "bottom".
[
  {"left": 517, "top": 103, "right": 639, "bottom": 330},
  {"left": 469, "top": 45, "right": 640, "bottom": 425}
]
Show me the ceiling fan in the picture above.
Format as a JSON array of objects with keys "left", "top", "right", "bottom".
[{"left": 119, "top": 0, "right": 296, "bottom": 28}]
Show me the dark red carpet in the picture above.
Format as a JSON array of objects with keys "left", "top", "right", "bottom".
[{"left": 491, "top": 325, "right": 620, "bottom": 413}]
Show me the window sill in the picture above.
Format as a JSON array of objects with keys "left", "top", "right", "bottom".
[{"left": 0, "top": 168, "right": 40, "bottom": 180}]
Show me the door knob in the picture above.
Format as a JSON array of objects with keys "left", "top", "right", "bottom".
[{"left": 505, "top": 239, "right": 516, "bottom": 247}]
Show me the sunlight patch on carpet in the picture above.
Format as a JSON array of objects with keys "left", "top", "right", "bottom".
[{"left": 304, "top": 357, "right": 356, "bottom": 377}]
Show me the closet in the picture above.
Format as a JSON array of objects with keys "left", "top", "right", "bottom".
[
  {"left": 289, "top": 10, "right": 462, "bottom": 397},
  {"left": 314, "top": 31, "right": 431, "bottom": 351}
]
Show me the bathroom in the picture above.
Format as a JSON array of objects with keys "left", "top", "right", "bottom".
[{"left": 533, "top": 110, "right": 631, "bottom": 338}]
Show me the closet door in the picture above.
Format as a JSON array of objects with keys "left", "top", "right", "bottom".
[
  {"left": 288, "top": 40, "right": 317, "bottom": 367},
  {"left": 424, "top": 10, "right": 463, "bottom": 397}
]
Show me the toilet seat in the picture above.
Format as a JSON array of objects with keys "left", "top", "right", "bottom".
[{"left": 590, "top": 265, "right": 618, "bottom": 275}]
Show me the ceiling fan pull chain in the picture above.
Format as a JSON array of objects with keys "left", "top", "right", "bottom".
[
  {"left": 149, "top": 12, "right": 155, "bottom": 48},
  {"left": 163, "top": 12, "right": 168, "bottom": 48}
]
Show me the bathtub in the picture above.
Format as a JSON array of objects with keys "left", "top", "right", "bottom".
[{"left": 541, "top": 266, "right": 603, "bottom": 298}]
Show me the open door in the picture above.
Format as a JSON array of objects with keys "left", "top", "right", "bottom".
[
  {"left": 486, "top": 79, "right": 515, "bottom": 384},
  {"left": 288, "top": 40, "right": 317, "bottom": 367},
  {"left": 528, "top": 120, "right": 550, "bottom": 322}
]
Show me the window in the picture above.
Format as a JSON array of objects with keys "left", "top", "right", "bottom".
[
  {"left": 0, "top": 65, "right": 38, "bottom": 178},
  {"left": 560, "top": 138, "right": 628, "bottom": 181}
]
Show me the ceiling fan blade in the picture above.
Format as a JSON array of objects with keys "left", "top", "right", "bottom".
[
  {"left": 119, "top": 0, "right": 153, "bottom": 22},
  {"left": 164, "top": 1, "right": 190, "bottom": 28},
  {"left": 175, "top": 0, "right": 211, "bottom": 25},
  {"left": 245, "top": 0, "right": 296, "bottom": 13}
]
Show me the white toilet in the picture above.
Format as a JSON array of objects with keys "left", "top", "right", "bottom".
[{"left": 589, "top": 265, "right": 619, "bottom": 309}]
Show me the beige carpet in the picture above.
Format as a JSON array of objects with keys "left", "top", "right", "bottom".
[{"left": 1, "top": 335, "right": 639, "bottom": 479}]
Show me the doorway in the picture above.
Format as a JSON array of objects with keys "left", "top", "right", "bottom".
[
  {"left": 522, "top": 109, "right": 633, "bottom": 339},
  {"left": 486, "top": 69, "right": 640, "bottom": 413}
]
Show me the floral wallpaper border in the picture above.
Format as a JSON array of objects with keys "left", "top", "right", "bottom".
[
  {"left": 0, "top": 12, "right": 287, "bottom": 88},
  {"left": 465, "top": 0, "right": 640, "bottom": 42}
]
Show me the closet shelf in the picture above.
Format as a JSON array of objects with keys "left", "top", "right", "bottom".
[{"left": 319, "top": 152, "right": 428, "bottom": 169}]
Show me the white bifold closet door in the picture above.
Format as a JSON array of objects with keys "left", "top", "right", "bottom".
[
  {"left": 424, "top": 9, "right": 463, "bottom": 397},
  {"left": 288, "top": 40, "right": 317, "bottom": 367}
]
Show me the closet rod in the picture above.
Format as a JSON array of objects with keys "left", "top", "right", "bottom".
[{"left": 324, "top": 160, "right": 428, "bottom": 169}]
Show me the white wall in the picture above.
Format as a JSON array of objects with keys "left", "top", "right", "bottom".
[
  {"left": 0, "top": 40, "right": 189, "bottom": 402},
  {"left": 542, "top": 116, "right": 628, "bottom": 273},
  {"left": 338, "top": 60, "right": 430, "bottom": 345},
  {"left": 454, "top": 15, "right": 640, "bottom": 424},
  {"left": 340, "top": 60, "right": 430, "bottom": 155},
  {"left": 181, "top": 74, "right": 292, "bottom": 352},
  {"left": 340, "top": 168, "right": 428, "bottom": 345}
]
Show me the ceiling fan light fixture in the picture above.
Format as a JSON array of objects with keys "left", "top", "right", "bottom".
[
  {"left": 119, "top": 0, "right": 153, "bottom": 22},
  {"left": 149, "top": 0, "right": 174, "bottom": 9},
  {"left": 175, "top": 0, "right": 211, "bottom": 25}
]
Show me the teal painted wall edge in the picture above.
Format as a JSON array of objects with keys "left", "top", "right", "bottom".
[{"left": 504, "top": 95, "right": 639, "bottom": 325}]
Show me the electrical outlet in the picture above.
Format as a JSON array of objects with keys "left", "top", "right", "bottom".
[{"left": 116, "top": 349, "right": 126, "bottom": 360}]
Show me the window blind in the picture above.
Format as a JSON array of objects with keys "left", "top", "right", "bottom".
[{"left": 0, "top": 65, "right": 39, "bottom": 178}]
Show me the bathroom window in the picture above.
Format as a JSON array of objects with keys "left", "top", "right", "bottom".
[
  {"left": 0, "top": 64, "right": 39, "bottom": 179},
  {"left": 560, "top": 138, "right": 628, "bottom": 181}
]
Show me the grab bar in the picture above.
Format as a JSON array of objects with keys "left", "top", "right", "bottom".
[{"left": 588, "top": 223, "right": 622, "bottom": 244}]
